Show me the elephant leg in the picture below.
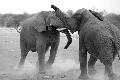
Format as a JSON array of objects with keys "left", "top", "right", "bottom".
[
  {"left": 88, "top": 55, "right": 97, "bottom": 75},
  {"left": 36, "top": 41, "right": 46, "bottom": 74},
  {"left": 100, "top": 47, "right": 117, "bottom": 80},
  {"left": 79, "top": 48, "right": 89, "bottom": 79},
  {"left": 19, "top": 49, "right": 29, "bottom": 68},
  {"left": 103, "top": 60, "right": 117, "bottom": 80},
  {"left": 46, "top": 41, "right": 59, "bottom": 68},
  {"left": 18, "top": 39, "right": 29, "bottom": 69}
]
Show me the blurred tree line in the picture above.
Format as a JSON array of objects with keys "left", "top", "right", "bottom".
[
  {"left": 0, "top": 12, "right": 31, "bottom": 27},
  {"left": 0, "top": 11, "right": 120, "bottom": 29}
]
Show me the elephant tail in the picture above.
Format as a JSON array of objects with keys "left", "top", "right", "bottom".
[
  {"left": 118, "top": 51, "right": 120, "bottom": 60},
  {"left": 112, "top": 38, "right": 120, "bottom": 60},
  {"left": 14, "top": 25, "right": 22, "bottom": 33}
]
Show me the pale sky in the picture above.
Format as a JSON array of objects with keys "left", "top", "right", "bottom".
[{"left": 0, "top": 0, "right": 119, "bottom": 14}]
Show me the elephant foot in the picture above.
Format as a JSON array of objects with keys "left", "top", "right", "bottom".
[
  {"left": 88, "top": 68, "right": 97, "bottom": 75},
  {"left": 39, "top": 71, "right": 46, "bottom": 74},
  {"left": 37, "top": 67, "right": 46, "bottom": 74},
  {"left": 17, "top": 62, "right": 24, "bottom": 70},
  {"left": 108, "top": 74, "right": 118, "bottom": 80},
  {"left": 104, "top": 72, "right": 118, "bottom": 80},
  {"left": 46, "top": 63, "right": 52, "bottom": 70},
  {"left": 14, "top": 64, "right": 22, "bottom": 71},
  {"left": 79, "top": 74, "right": 90, "bottom": 80},
  {"left": 113, "top": 75, "right": 120, "bottom": 80},
  {"left": 36, "top": 64, "right": 46, "bottom": 74}
]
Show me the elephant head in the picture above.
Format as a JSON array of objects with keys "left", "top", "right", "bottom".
[
  {"left": 51, "top": 5, "right": 104, "bottom": 33},
  {"left": 20, "top": 11, "right": 72, "bottom": 49},
  {"left": 51, "top": 5, "right": 79, "bottom": 33}
]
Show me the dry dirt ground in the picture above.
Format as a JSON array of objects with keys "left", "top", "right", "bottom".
[{"left": 0, "top": 28, "right": 120, "bottom": 80}]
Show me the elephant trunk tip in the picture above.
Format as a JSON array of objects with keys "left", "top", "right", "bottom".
[{"left": 51, "top": 5, "right": 58, "bottom": 11}]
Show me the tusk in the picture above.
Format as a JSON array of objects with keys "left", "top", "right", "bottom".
[{"left": 57, "top": 28, "right": 67, "bottom": 31}]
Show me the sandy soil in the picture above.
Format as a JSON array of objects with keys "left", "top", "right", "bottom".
[{"left": 0, "top": 28, "right": 120, "bottom": 80}]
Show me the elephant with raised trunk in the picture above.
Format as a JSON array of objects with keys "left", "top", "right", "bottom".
[
  {"left": 18, "top": 11, "right": 72, "bottom": 73},
  {"left": 51, "top": 5, "right": 120, "bottom": 80}
]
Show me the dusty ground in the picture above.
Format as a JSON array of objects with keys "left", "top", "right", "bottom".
[{"left": 0, "top": 27, "right": 120, "bottom": 80}]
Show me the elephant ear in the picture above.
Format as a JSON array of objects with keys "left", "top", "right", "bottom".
[
  {"left": 34, "top": 14, "right": 47, "bottom": 32},
  {"left": 21, "top": 14, "right": 47, "bottom": 32}
]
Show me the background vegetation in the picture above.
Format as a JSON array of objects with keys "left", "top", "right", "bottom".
[{"left": 0, "top": 10, "right": 120, "bottom": 29}]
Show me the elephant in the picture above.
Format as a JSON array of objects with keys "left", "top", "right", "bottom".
[
  {"left": 51, "top": 5, "right": 120, "bottom": 80},
  {"left": 17, "top": 11, "right": 72, "bottom": 73}
]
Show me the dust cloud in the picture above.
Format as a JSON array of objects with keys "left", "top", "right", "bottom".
[
  {"left": 12, "top": 57, "right": 80, "bottom": 79},
  {"left": 91, "top": 71, "right": 109, "bottom": 80},
  {"left": 14, "top": 61, "right": 37, "bottom": 74},
  {"left": 14, "top": 57, "right": 80, "bottom": 75},
  {"left": 13, "top": 57, "right": 117, "bottom": 80},
  {"left": 50, "top": 57, "right": 79, "bottom": 74}
]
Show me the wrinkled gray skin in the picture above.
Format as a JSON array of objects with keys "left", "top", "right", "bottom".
[
  {"left": 51, "top": 5, "right": 120, "bottom": 80},
  {"left": 17, "top": 11, "right": 72, "bottom": 73}
]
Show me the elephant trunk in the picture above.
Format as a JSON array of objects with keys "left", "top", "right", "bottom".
[
  {"left": 60, "top": 29, "right": 72, "bottom": 49},
  {"left": 51, "top": 5, "right": 58, "bottom": 11},
  {"left": 51, "top": 5, "right": 73, "bottom": 49},
  {"left": 51, "top": 5, "right": 69, "bottom": 29}
]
